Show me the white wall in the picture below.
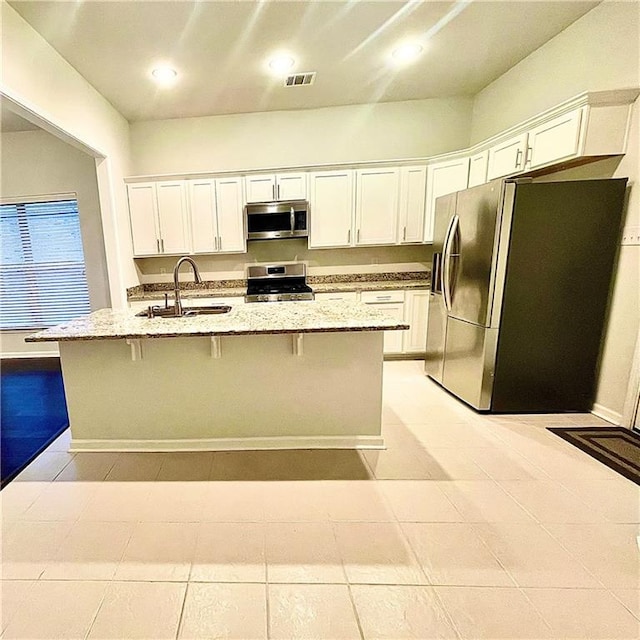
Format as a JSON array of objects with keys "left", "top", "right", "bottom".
[
  {"left": 1, "top": 129, "right": 111, "bottom": 309},
  {"left": 0, "top": 129, "right": 113, "bottom": 358},
  {"left": 129, "top": 98, "right": 473, "bottom": 176},
  {"left": 470, "top": 0, "right": 640, "bottom": 421},
  {"left": 1, "top": 2, "right": 135, "bottom": 307},
  {"left": 470, "top": 0, "right": 640, "bottom": 143}
]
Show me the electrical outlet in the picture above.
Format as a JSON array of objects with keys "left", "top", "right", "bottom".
[{"left": 621, "top": 226, "right": 640, "bottom": 246}]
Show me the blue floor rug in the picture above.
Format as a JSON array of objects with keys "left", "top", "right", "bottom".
[{"left": 1, "top": 358, "right": 69, "bottom": 488}]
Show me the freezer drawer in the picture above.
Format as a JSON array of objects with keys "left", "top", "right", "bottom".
[{"left": 442, "top": 317, "right": 498, "bottom": 410}]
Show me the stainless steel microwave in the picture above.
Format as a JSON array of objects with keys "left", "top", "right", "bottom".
[{"left": 245, "top": 200, "right": 309, "bottom": 240}]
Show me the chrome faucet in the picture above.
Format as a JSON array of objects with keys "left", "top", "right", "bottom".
[{"left": 173, "top": 256, "right": 202, "bottom": 317}]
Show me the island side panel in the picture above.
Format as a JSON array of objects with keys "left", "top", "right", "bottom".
[{"left": 58, "top": 331, "right": 384, "bottom": 451}]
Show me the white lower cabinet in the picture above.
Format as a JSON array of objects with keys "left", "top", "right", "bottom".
[
  {"left": 314, "top": 291, "right": 358, "bottom": 302},
  {"left": 361, "top": 290, "right": 405, "bottom": 355},
  {"left": 403, "top": 290, "right": 429, "bottom": 353}
]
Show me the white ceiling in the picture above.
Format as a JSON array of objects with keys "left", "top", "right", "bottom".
[{"left": 8, "top": 0, "right": 600, "bottom": 123}]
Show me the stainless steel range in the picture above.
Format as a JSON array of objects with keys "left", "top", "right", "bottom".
[{"left": 245, "top": 263, "right": 314, "bottom": 303}]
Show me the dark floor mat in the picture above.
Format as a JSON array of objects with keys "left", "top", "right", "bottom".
[
  {"left": 1, "top": 358, "right": 69, "bottom": 488},
  {"left": 547, "top": 426, "right": 640, "bottom": 485}
]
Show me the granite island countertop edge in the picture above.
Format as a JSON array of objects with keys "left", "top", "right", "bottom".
[{"left": 25, "top": 302, "right": 411, "bottom": 343}]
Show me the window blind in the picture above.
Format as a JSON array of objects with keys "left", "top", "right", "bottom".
[{"left": 0, "top": 199, "right": 91, "bottom": 330}]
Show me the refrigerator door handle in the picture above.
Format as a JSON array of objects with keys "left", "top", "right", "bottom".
[
  {"left": 431, "top": 253, "right": 442, "bottom": 293},
  {"left": 442, "top": 214, "right": 459, "bottom": 311}
]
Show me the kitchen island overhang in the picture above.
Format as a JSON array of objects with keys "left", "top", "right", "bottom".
[{"left": 26, "top": 302, "right": 408, "bottom": 452}]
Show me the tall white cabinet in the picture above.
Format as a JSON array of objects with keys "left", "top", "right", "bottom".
[
  {"left": 355, "top": 168, "right": 400, "bottom": 246},
  {"left": 398, "top": 166, "right": 427, "bottom": 244},
  {"left": 308, "top": 170, "right": 354, "bottom": 249}
]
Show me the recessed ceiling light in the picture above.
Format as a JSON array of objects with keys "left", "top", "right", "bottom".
[
  {"left": 268, "top": 55, "right": 295, "bottom": 74},
  {"left": 151, "top": 66, "right": 178, "bottom": 86},
  {"left": 391, "top": 42, "right": 423, "bottom": 65}
]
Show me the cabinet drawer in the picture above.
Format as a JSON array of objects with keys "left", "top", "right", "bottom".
[
  {"left": 314, "top": 291, "right": 358, "bottom": 302},
  {"left": 361, "top": 290, "right": 404, "bottom": 304}
]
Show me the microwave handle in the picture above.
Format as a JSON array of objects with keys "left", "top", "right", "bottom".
[{"left": 290, "top": 207, "right": 295, "bottom": 233}]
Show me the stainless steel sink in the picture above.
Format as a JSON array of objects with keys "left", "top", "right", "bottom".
[
  {"left": 183, "top": 305, "right": 231, "bottom": 316},
  {"left": 135, "top": 305, "right": 231, "bottom": 318}
]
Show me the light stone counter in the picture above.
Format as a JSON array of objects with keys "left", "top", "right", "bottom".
[{"left": 26, "top": 301, "right": 409, "bottom": 342}]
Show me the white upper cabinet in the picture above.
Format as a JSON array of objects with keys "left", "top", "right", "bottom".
[
  {"left": 355, "top": 168, "right": 400, "bottom": 246},
  {"left": 487, "top": 133, "right": 528, "bottom": 181},
  {"left": 188, "top": 179, "right": 217, "bottom": 253},
  {"left": 525, "top": 108, "right": 582, "bottom": 170},
  {"left": 244, "top": 172, "right": 307, "bottom": 203},
  {"left": 128, "top": 181, "right": 191, "bottom": 257},
  {"left": 215, "top": 177, "right": 246, "bottom": 253},
  {"left": 424, "top": 158, "right": 470, "bottom": 243},
  {"left": 188, "top": 177, "right": 245, "bottom": 254},
  {"left": 398, "top": 166, "right": 427, "bottom": 244},
  {"left": 127, "top": 183, "right": 160, "bottom": 256},
  {"left": 155, "top": 182, "right": 191, "bottom": 254},
  {"left": 308, "top": 169, "right": 354, "bottom": 249},
  {"left": 276, "top": 173, "right": 307, "bottom": 201},
  {"left": 468, "top": 150, "right": 489, "bottom": 188}
]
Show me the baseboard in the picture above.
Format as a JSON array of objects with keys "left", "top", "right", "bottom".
[
  {"left": 1, "top": 350, "right": 60, "bottom": 359},
  {"left": 591, "top": 403, "right": 622, "bottom": 426},
  {"left": 69, "top": 434, "right": 385, "bottom": 452}
]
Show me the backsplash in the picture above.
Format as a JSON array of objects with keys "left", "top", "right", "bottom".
[{"left": 134, "top": 241, "right": 432, "bottom": 284}]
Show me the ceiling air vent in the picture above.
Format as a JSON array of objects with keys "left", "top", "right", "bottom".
[{"left": 284, "top": 72, "right": 316, "bottom": 87}]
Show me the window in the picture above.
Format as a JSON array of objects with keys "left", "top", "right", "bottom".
[{"left": 0, "top": 197, "right": 90, "bottom": 330}]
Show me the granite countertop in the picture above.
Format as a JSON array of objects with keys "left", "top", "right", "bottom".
[
  {"left": 127, "top": 271, "right": 430, "bottom": 302},
  {"left": 26, "top": 301, "right": 410, "bottom": 343}
]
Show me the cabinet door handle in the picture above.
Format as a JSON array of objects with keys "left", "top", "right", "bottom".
[
  {"left": 515, "top": 148, "right": 523, "bottom": 168},
  {"left": 156, "top": 239, "right": 160, "bottom": 253},
  {"left": 272, "top": 184, "right": 276, "bottom": 200},
  {"left": 277, "top": 184, "right": 280, "bottom": 200},
  {"left": 214, "top": 236, "right": 218, "bottom": 251},
  {"left": 403, "top": 226, "right": 407, "bottom": 242},
  {"left": 525, "top": 146, "right": 533, "bottom": 166},
  {"left": 357, "top": 229, "right": 360, "bottom": 243},
  {"left": 347, "top": 229, "right": 351, "bottom": 244},
  {"left": 161, "top": 238, "right": 165, "bottom": 253},
  {"left": 218, "top": 235, "right": 222, "bottom": 250}
]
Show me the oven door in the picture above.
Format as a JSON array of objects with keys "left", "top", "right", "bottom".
[{"left": 246, "top": 200, "right": 308, "bottom": 240}]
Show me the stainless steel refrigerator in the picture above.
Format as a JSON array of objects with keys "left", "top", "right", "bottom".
[{"left": 425, "top": 177, "right": 627, "bottom": 413}]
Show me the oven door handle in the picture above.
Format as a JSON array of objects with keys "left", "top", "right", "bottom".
[{"left": 290, "top": 207, "right": 295, "bottom": 233}]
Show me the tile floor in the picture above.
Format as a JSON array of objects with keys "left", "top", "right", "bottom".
[{"left": 1, "top": 361, "right": 639, "bottom": 639}]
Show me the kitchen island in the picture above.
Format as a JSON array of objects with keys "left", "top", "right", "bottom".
[{"left": 26, "top": 302, "right": 408, "bottom": 452}]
